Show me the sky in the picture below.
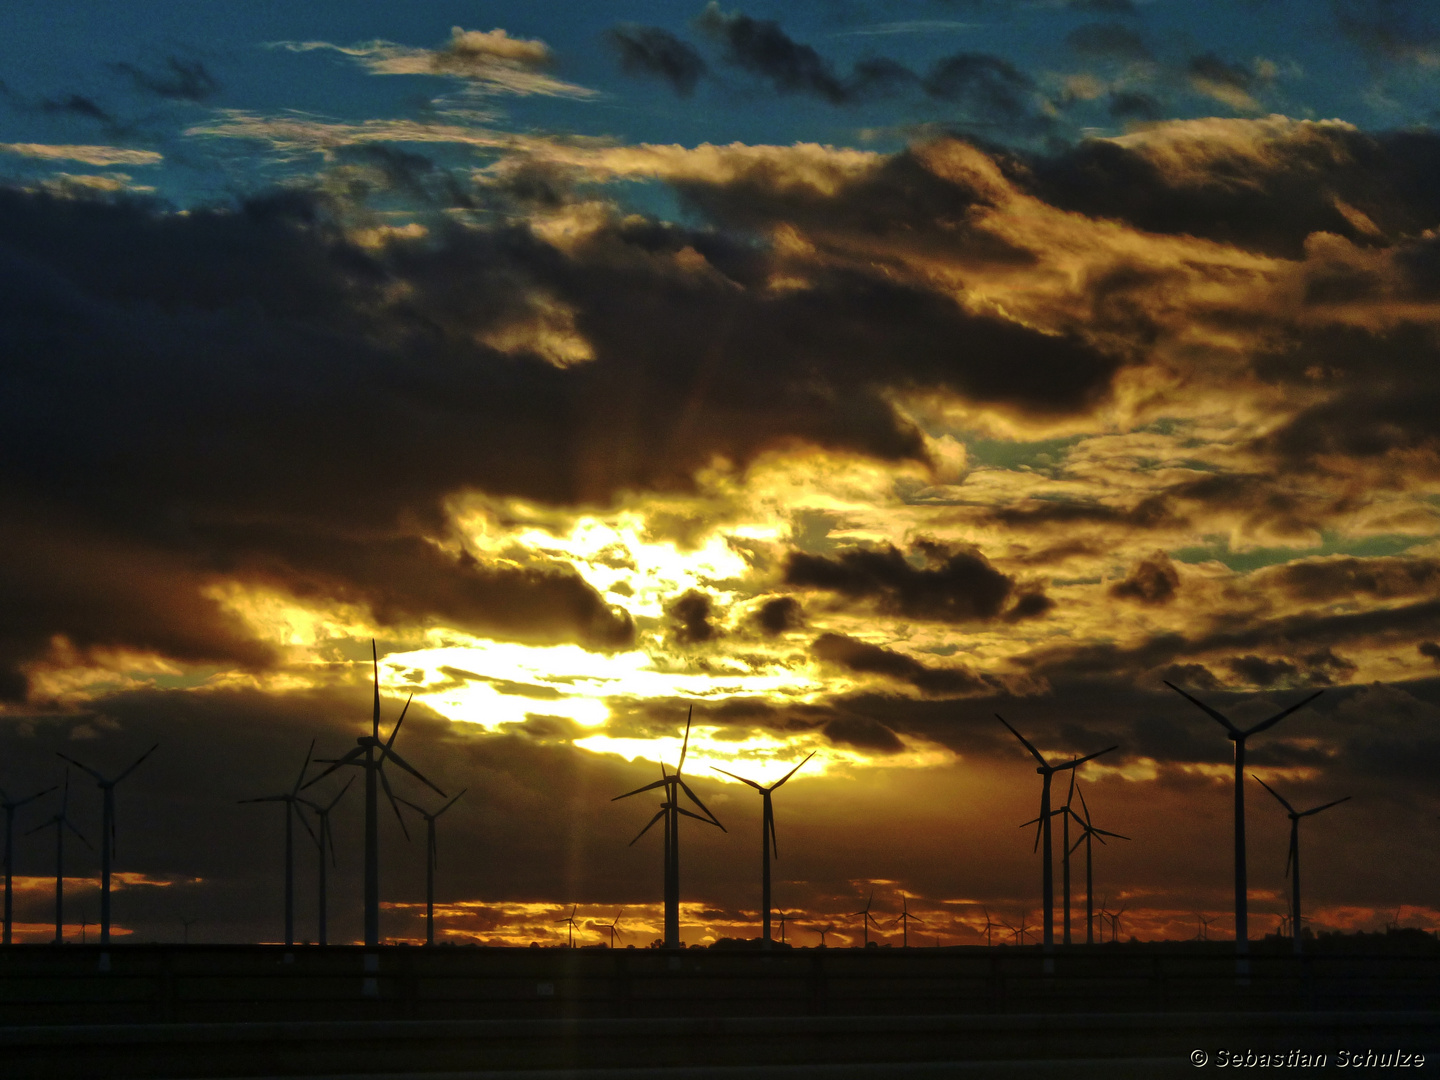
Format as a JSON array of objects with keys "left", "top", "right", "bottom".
[{"left": 2, "top": 0, "right": 1440, "bottom": 949}]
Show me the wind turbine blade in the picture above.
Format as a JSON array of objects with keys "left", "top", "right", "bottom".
[
  {"left": 14, "top": 786, "right": 57, "bottom": 809},
  {"left": 1056, "top": 746, "right": 1118, "bottom": 770},
  {"left": 1298, "top": 795, "right": 1352, "bottom": 817},
  {"left": 325, "top": 775, "right": 356, "bottom": 812},
  {"left": 1069, "top": 834, "right": 1086, "bottom": 855},
  {"left": 54, "top": 753, "right": 105, "bottom": 785},
  {"left": 116, "top": 743, "right": 160, "bottom": 783},
  {"left": 295, "top": 804, "right": 320, "bottom": 848},
  {"left": 769, "top": 806, "right": 778, "bottom": 859},
  {"left": 238, "top": 795, "right": 288, "bottom": 804},
  {"left": 612, "top": 777, "right": 669, "bottom": 801},
  {"left": 64, "top": 818, "right": 93, "bottom": 849},
  {"left": 674, "top": 805, "right": 723, "bottom": 828},
  {"left": 1244, "top": 689, "right": 1324, "bottom": 737},
  {"left": 379, "top": 769, "right": 411, "bottom": 841},
  {"left": 325, "top": 816, "right": 338, "bottom": 868},
  {"left": 381, "top": 748, "right": 446, "bottom": 797},
  {"left": 301, "top": 746, "right": 365, "bottom": 789},
  {"left": 291, "top": 739, "right": 316, "bottom": 795},
  {"left": 710, "top": 767, "right": 763, "bottom": 790},
  {"left": 677, "top": 778, "right": 724, "bottom": 830},
  {"left": 771, "top": 750, "right": 816, "bottom": 790},
  {"left": 995, "top": 715, "right": 1048, "bottom": 766},
  {"left": 372, "top": 639, "right": 381, "bottom": 739},
  {"left": 392, "top": 793, "right": 425, "bottom": 816},
  {"left": 435, "top": 788, "right": 467, "bottom": 817},
  {"left": 1163, "top": 680, "right": 1241, "bottom": 734},
  {"left": 383, "top": 694, "right": 413, "bottom": 752},
  {"left": 1092, "top": 827, "right": 1129, "bottom": 841},
  {"left": 629, "top": 809, "right": 666, "bottom": 846},
  {"left": 678, "top": 705, "right": 693, "bottom": 774},
  {"left": 1076, "top": 783, "right": 1093, "bottom": 827},
  {"left": 1285, "top": 829, "right": 1296, "bottom": 878},
  {"left": 1252, "top": 774, "right": 1296, "bottom": 814},
  {"left": 1065, "top": 769, "right": 1076, "bottom": 808}
]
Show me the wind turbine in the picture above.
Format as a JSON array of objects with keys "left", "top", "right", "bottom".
[
  {"left": 997, "top": 715, "right": 1116, "bottom": 947},
  {"left": 1165, "top": 681, "right": 1321, "bottom": 969},
  {"left": 612, "top": 706, "right": 725, "bottom": 948},
  {"left": 603, "top": 909, "right": 625, "bottom": 948},
  {"left": 2, "top": 781, "right": 55, "bottom": 945},
  {"left": 27, "top": 771, "right": 90, "bottom": 944},
  {"left": 892, "top": 892, "right": 923, "bottom": 948},
  {"left": 1110, "top": 903, "right": 1126, "bottom": 943},
  {"left": 304, "top": 641, "right": 447, "bottom": 948},
  {"left": 56, "top": 743, "right": 158, "bottom": 947},
  {"left": 180, "top": 916, "right": 197, "bottom": 944},
  {"left": 1067, "top": 782, "right": 1128, "bottom": 945},
  {"left": 240, "top": 740, "right": 319, "bottom": 948},
  {"left": 298, "top": 776, "right": 353, "bottom": 946},
  {"left": 557, "top": 905, "right": 579, "bottom": 948},
  {"left": 711, "top": 751, "right": 814, "bottom": 948},
  {"left": 979, "top": 905, "right": 998, "bottom": 947},
  {"left": 395, "top": 788, "right": 466, "bottom": 946},
  {"left": 815, "top": 923, "right": 833, "bottom": 947},
  {"left": 775, "top": 910, "right": 797, "bottom": 945},
  {"left": 848, "top": 890, "right": 884, "bottom": 947},
  {"left": 1252, "top": 775, "right": 1350, "bottom": 954}
]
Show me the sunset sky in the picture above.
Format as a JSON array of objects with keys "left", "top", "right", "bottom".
[{"left": 3, "top": 0, "right": 1440, "bottom": 949}]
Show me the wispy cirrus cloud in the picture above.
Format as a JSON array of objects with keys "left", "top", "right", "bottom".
[
  {"left": 271, "top": 26, "right": 598, "bottom": 99},
  {"left": 0, "top": 143, "right": 162, "bottom": 166}
]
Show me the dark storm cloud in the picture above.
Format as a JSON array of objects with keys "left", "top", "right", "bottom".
[
  {"left": 1107, "top": 90, "right": 1163, "bottom": 120},
  {"left": 667, "top": 589, "right": 719, "bottom": 644},
  {"left": 112, "top": 57, "right": 220, "bottom": 102},
  {"left": 1110, "top": 552, "right": 1180, "bottom": 605},
  {"left": 753, "top": 596, "right": 804, "bottom": 635},
  {"left": 694, "top": 4, "right": 919, "bottom": 105},
  {"left": 1420, "top": 642, "right": 1440, "bottom": 664},
  {"left": 1186, "top": 53, "right": 1261, "bottom": 99},
  {"left": 1065, "top": 22, "right": 1151, "bottom": 61},
  {"left": 820, "top": 714, "right": 905, "bottom": 754},
  {"left": 785, "top": 541, "right": 1048, "bottom": 623},
  {"left": 811, "top": 632, "right": 990, "bottom": 696},
  {"left": 920, "top": 52, "right": 1047, "bottom": 131},
  {"left": 1263, "top": 555, "right": 1440, "bottom": 604},
  {"left": 39, "top": 94, "right": 116, "bottom": 125},
  {"left": 606, "top": 25, "right": 708, "bottom": 97}
]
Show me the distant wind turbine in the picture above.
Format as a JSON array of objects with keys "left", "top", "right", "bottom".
[
  {"left": 180, "top": 915, "right": 197, "bottom": 944},
  {"left": 2, "top": 781, "right": 55, "bottom": 945},
  {"left": 711, "top": 750, "right": 814, "bottom": 948},
  {"left": 304, "top": 641, "right": 447, "bottom": 948},
  {"left": 1067, "top": 782, "right": 1128, "bottom": 945},
  {"left": 395, "top": 788, "right": 466, "bottom": 946},
  {"left": 27, "top": 771, "right": 91, "bottom": 944},
  {"left": 612, "top": 706, "right": 725, "bottom": 948},
  {"left": 997, "top": 715, "right": 1116, "bottom": 947},
  {"left": 1253, "top": 775, "right": 1350, "bottom": 954},
  {"left": 892, "top": 892, "right": 923, "bottom": 948},
  {"left": 298, "top": 776, "right": 353, "bottom": 946},
  {"left": 558, "top": 904, "right": 579, "bottom": 948},
  {"left": 240, "top": 740, "right": 318, "bottom": 948},
  {"left": 1165, "top": 681, "right": 1321, "bottom": 971},
  {"left": 848, "top": 890, "right": 884, "bottom": 947},
  {"left": 603, "top": 909, "right": 625, "bottom": 948},
  {"left": 57, "top": 743, "right": 158, "bottom": 947},
  {"left": 815, "top": 923, "right": 834, "bottom": 947},
  {"left": 775, "top": 910, "right": 797, "bottom": 945},
  {"left": 979, "top": 905, "right": 998, "bottom": 948}
]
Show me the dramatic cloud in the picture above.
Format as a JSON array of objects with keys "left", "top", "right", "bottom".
[
  {"left": 0, "top": 143, "right": 161, "bottom": 166},
  {"left": 811, "top": 632, "right": 989, "bottom": 696},
  {"left": 607, "top": 25, "right": 708, "bottom": 97},
  {"left": 112, "top": 57, "right": 220, "bottom": 101}
]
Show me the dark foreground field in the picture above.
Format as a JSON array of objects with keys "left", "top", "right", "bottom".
[{"left": 2, "top": 941, "right": 1437, "bottom": 1077}]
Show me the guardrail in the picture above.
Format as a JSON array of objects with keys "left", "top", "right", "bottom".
[{"left": 2, "top": 943, "right": 1438, "bottom": 1025}]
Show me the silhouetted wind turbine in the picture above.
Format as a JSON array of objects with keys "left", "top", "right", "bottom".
[
  {"left": 558, "top": 904, "right": 579, "bottom": 948},
  {"left": 815, "top": 923, "right": 833, "bottom": 947},
  {"left": 603, "top": 909, "right": 625, "bottom": 948},
  {"left": 240, "top": 740, "right": 318, "bottom": 948},
  {"left": 712, "top": 750, "right": 814, "bottom": 948},
  {"left": 2, "top": 781, "right": 55, "bottom": 945},
  {"left": 997, "top": 715, "right": 1116, "bottom": 947},
  {"left": 27, "top": 771, "right": 90, "bottom": 944},
  {"left": 892, "top": 892, "right": 923, "bottom": 948},
  {"left": 56, "top": 743, "right": 157, "bottom": 947},
  {"left": 612, "top": 707, "right": 725, "bottom": 948},
  {"left": 979, "top": 905, "right": 998, "bottom": 947},
  {"left": 848, "top": 890, "right": 884, "bottom": 946},
  {"left": 395, "top": 788, "right": 466, "bottom": 946},
  {"left": 1110, "top": 903, "right": 1126, "bottom": 943},
  {"left": 1165, "top": 682, "right": 1321, "bottom": 969},
  {"left": 304, "top": 641, "right": 446, "bottom": 947},
  {"left": 1253, "top": 775, "right": 1350, "bottom": 955},
  {"left": 1067, "top": 782, "right": 1128, "bottom": 945},
  {"left": 775, "top": 910, "right": 797, "bottom": 944},
  {"left": 180, "top": 916, "right": 197, "bottom": 944},
  {"left": 298, "top": 776, "right": 353, "bottom": 946}
]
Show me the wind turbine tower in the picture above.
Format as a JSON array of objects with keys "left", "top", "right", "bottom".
[
  {"left": 2, "top": 781, "right": 55, "bottom": 945},
  {"left": 1067, "top": 782, "right": 1128, "bottom": 945},
  {"left": 613, "top": 707, "right": 725, "bottom": 948},
  {"left": 712, "top": 750, "right": 814, "bottom": 948},
  {"left": 27, "top": 771, "right": 90, "bottom": 944},
  {"left": 848, "top": 890, "right": 884, "bottom": 946},
  {"left": 299, "top": 776, "right": 353, "bottom": 946},
  {"left": 240, "top": 740, "right": 317, "bottom": 948},
  {"left": 305, "top": 641, "right": 447, "bottom": 948},
  {"left": 1253, "top": 775, "right": 1350, "bottom": 954},
  {"left": 997, "top": 715, "right": 1116, "bottom": 947},
  {"left": 57, "top": 743, "right": 157, "bottom": 947},
  {"left": 395, "top": 788, "right": 466, "bottom": 946},
  {"left": 1165, "top": 681, "right": 1321, "bottom": 971}
]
